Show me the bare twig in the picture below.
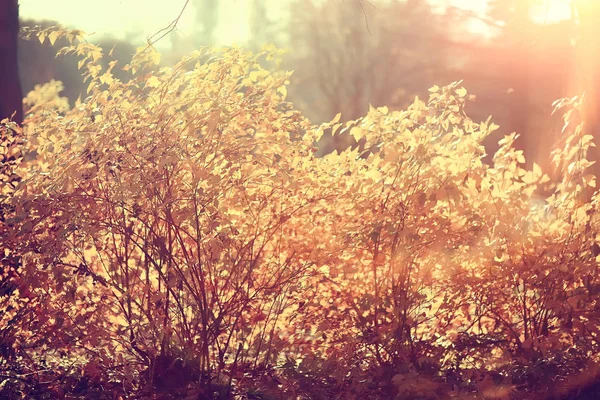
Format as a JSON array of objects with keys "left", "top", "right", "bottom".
[
  {"left": 145, "top": 0, "right": 191, "bottom": 48},
  {"left": 355, "top": 0, "right": 376, "bottom": 36}
]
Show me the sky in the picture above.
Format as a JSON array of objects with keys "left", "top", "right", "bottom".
[
  {"left": 19, "top": 0, "right": 251, "bottom": 46},
  {"left": 18, "top": 0, "right": 573, "bottom": 48}
]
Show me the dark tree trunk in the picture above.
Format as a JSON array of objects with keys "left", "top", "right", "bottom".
[{"left": 0, "top": 0, "right": 23, "bottom": 125}]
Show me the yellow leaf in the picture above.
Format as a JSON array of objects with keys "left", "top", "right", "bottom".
[
  {"left": 455, "top": 87, "right": 467, "bottom": 97},
  {"left": 48, "top": 31, "right": 60, "bottom": 46},
  {"left": 249, "top": 70, "right": 269, "bottom": 82},
  {"left": 522, "top": 171, "right": 536, "bottom": 185},
  {"left": 91, "top": 50, "right": 103, "bottom": 62},
  {"left": 583, "top": 174, "right": 596, "bottom": 188},
  {"left": 146, "top": 76, "right": 161, "bottom": 88},
  {"left": 331, "top": 123, "right": 342, "bottom": 136},
  {"left": 350, "top": 127, "right": 363, "bottom": 142},
  {"left": 314, "top": 127, "right": 325, "bottom": 142},
  {"left": 100, "top": 72, "right": 114, "bottom": 85},
  {"left": 581, "top": 134, "right": 595, "bottom": 146},
  {"left": 277, "top": 85, "right": 287, "bottom": 99},
  {"left": 533, "top": 162, "right": 542, "bottom": 177}
]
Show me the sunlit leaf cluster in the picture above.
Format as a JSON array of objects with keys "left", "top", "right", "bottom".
[{"left": 1, "top": 31, "right": 600, "bottom": 399}]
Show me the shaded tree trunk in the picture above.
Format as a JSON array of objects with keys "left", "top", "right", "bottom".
[
  {"left": 193, "top": 0, "right": 219, "bottom": 45},
  {"left": 0, "top": 0, "right": 23, "bottom": 125}
]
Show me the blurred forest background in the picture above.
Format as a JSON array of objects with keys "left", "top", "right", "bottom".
[{"left": 17, "top": 0, "right": 600, "bottom": 171}]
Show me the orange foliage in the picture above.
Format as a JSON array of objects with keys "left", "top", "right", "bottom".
[{"left": 1, "top": 27, "right": 600, "bottom": 399}]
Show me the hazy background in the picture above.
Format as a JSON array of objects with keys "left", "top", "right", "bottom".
[{"left": 16, "top": 0, "right": 598, "bottom": 173}]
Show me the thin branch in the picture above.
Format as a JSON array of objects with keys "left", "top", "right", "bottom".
[
  {"left": 355, "top": 0, "right": 376, "bottom": 36},
  {"left": 146, "top": 0, "right": 191, "bottom": 48}
]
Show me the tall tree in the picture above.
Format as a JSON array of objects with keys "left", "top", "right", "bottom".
[
  {"left": 248, "top": 0, "right": 272, "bottom": 50},
  {"left": 0, "top": 0, "right": 23, "bottom": 124},
  {"left": 193, "top": 0, "right": 219, "bottom": 45},
  {"left": 289, "top": 0, "right": 446, "bottom": 122},
  {"left": 286, "top": 0, "right": 449, "bottom": 153}
]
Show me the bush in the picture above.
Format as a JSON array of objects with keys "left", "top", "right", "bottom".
[{"left": 2, "top": 30, "right": 600, "bottom": 399}]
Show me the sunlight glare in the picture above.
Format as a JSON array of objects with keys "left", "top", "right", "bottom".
[
  {"left": 531, "top": 0, "right": 573, "bottom": 23},
  {"left": 452, "top": 0, "right": 573, "bottom": 23}
]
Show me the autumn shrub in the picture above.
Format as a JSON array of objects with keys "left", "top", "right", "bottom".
[
  {"left": 2, "top": 32, "right": 328, "bottom": 397},
  {"left": 2, "top": 28, "right": 600, "bottom": 399},
  {"left": 281, "top": 91, "right": 600, "bottom": 399}
]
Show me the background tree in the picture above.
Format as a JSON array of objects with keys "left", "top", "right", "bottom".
[
  {"left": 285, "top": 0, "right": 450, "bottom": 154},
  {"left": 193, "top": 0, "right": 219, "bottom": 45},
  {"left": 18, "top": 20, "right": 82, "bottom": 105},
  {"left": 475, "top": 0, "right": 600, "bottom": 177},
  {"left": 247, "top": 0, "right": 278, "bottom": 51},
  {"left": 436, "top": 0, "right": 579, "bottom": 173},
  {"left": 0, "top": 0, "right": 23, "bottom": 124},
  {"left": 19, "top": 19, "right": 136, "bottom": 107}
]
